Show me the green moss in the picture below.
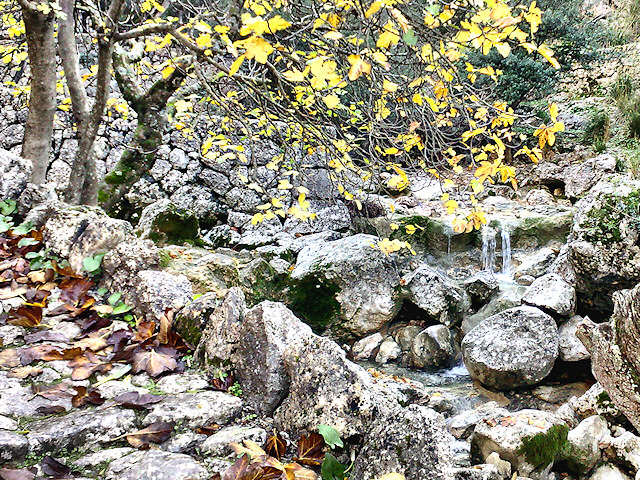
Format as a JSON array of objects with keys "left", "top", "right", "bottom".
[
  {"left": 288, "top": 275, "right": 341, "bottom": 332},
  {"left": 148, "top": 208, "right": 199, "bottom": 245},
  {"left": 506, "top": 213, "right": 572, "bottom": 247},
  {"left": 158, "top": 250, "right": 173, "bottom": 268},
  {"left": 517, "top": 424, "right": 569, "bottom": 470}
]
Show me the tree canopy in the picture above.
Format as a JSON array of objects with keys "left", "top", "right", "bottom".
[{"left": 0, "top": 0, "right": 562, "bottom": 244}]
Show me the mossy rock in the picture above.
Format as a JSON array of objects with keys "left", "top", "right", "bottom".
[
  {"left": 137, "top": 200, "right": 200, "bottom": 245},
  {"left": 517, "top": 424, "right": 569, "bottom": 471}
]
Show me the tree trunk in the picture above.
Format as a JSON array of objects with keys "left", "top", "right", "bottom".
[
  {"left": 576, "top": 284, "right": 640, "bottom": 431},
  {"left": 20, "top": 6, "right": 56, "bottom": 184},
  {"left": 99, "top": 54, "right": 190, "bottom": 217},
  {"left": 64, "top": 0, "right": 125, "bottom": 205}
]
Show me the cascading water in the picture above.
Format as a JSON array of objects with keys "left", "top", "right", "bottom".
[
  {"left": 481, "top": 227, "right": 497, "bottom": 272},
  {"left": 501, "top": 227, "right": 512, "bottom": 277},
  {"left": 480, "top": 224, "right": 513, "bottom": 279}
]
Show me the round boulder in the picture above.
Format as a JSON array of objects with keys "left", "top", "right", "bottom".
[{"left": 461, "top": 306, "right": 559, "bottom": 389}]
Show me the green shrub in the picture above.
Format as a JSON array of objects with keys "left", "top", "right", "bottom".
[
  {"left": 610, "top": 73, "right": 635, "bottom": 107},
  {"left": 582, "top": 110, "right": 610, "bottom": 148}
]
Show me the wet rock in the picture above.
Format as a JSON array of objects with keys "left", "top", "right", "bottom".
[
  {"left": 200, "top": 426, "right": 268, "bottom": 456},
  {"left": 462, "top": 286, "right": 525, "bottom": 334},
  {"left": 105, "top": 450, "right": 209, "bottom": 480},
  {"left": 561, "top": 415, "right": 609, "bottom": 474},
  {"left": 135, "top": 270, "right": 193, "bottom": 320},
  {"left": 275, "top": 334, "right": 402, "bottom": 438},
  {"left": 588, "top": 464, "right": 631, "bottom": 480},
  {"left": 403, "top": 266, "right": 471, "bottom": 327},
  {"left": 461, "top": 306, "right": 558, "bottom": 389},
  {"left": 514, "top": 247, "right": 557, "bottom": 279},
  {"left": 0, "top": 430, "right": 28, "bottom": 463},
  {"left": 136, "top": 199, "right": 200, "bottom": 244},
  {"left": 375, "top": 337, "right": 402, "bottom": 364},
  {"left": 464, "top": 273, "right": 499, "bottom": 306},
  {"left": 393, "top": 325, "right": 423, "bottom": 351},
  {"left": 470, "top": 409, "right": 566, "bottom": 478},
  {"left": 522, "top": 273, "right": 576, "bottom": 318},
  {"left": 558, "top": 316, "right": 590, "bottom": 361},
  {"left": 290, "top": 234, "right": 402, "bottom": 336},
  {"left": 351, "top": 404, "right": 453, "bottom": 480},
  {"left": 351, "top": 333, "right": 383, "bottom": 361},
  {"left": 448, "top": 403, "right": 510, "bottom": 440},
  {"left": 408, "top": 325, "right": 459, "bottom": 369},
  {"left": 143, "top": 391, "right": 242, "bottom": 429},
  {"left": 0, "top": 148, "right": 31, "bottom": 200},
  {"left": 27, "top": 408, "right": 137, "bottom": 455}
]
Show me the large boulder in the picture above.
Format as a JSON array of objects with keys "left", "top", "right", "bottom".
[
  {"left": 577, "top": 283, "right": 640, "bottom": 432},
  {"left": 522, "top": 273, "right": 576, "bottom": 318},
  {"left": 0, "top": 148, "right": 31, "bottom": 200},
  {"left": 564, "top": 153, "right": 616, "bottom": 199},
  {"left": 42, "top": 206, "right": 132, "bottom": 272},
  {"left": 135, "top": 199, "right": 199, "bottom": 244},
  {"left": 471, "top": 408, "right": 567, "bottom": 478},
  {"left": 560, "top": 175, "right": 640, "bottom": 313},
  {"left": 461, "top": 306, "right": 559, "bottom": 389},
  {"left": 403, "top": 266, "right": 471, "bottom": 326},
  {"left": 196, "top": 289, "right": 314, "bottom": 415},
  {"left": 351, "top": 405, "right": 454, "bottom": 480},
  {"left": 408, "top": 325, "right": 459, "bottom": 369},
  {"left": 290, "top": 234, "right": 402, "bottom": 337},
  {"left": 274, "top": 334, "right": 403, "bottom": 437}
]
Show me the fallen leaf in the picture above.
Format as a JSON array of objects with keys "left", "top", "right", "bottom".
[
  {"left": 124, "top": 421, "right": 175, "bottom": 449},
  {"left": 24, "top": 331, "right": 70, "bottom": 344},
  {"left": 295, "top": 433, "right": 325, "bottom": 466},
  {"left": 7, "top": 366, "right": 42, "bottom": 379},
  {"left": 19, "top": 344, "right": 64, "bottom": 364},
  {"left": 35, "top": 405, "right": 68, "bottom": 415},
  {"left": 0, "top": 287, "right": 27, "bottom": 299},
  {"left": 8, "top": 305, "right": 42, "bottom": 327},
  {"left": 0, "top": 348, "right": 20, "bottom": 368},
  {"left": 41, "top": 456, "right": 73, "bottom": 478},
  {"left": 265, "top": 432, "right": 287, "bottom": 460},
  {"left": 72, "top": 386, "right": 105, "bottom": 408},
  {"left": 113, "top": 391, "right": 163, "bottom": 409},
  {"left": 58, "top": 278, "right": 94, "bottom": 306},
  {"left": 132, "top": 346, "right": 178, "bottom": 377},
  {"left": 32, "top": 383, "right": 75, "bottom": 400}
]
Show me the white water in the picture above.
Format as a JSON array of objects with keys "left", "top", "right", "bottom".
[
  {"left": 501, "top": 227, "right": 512, "bottom": 277},
  {"left": 481, "top": 224, "right": 513, "bottom": 281},
  {"left": 481, "top": 227, "right": 497, "bottom": 272}
]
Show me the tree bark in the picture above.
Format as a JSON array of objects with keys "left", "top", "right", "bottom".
[
  {"left": 20, "top": 4, "right": 57, "bottom": 184},
  {"left": 99, "top": 53, "right": 191, "bottom": 217},
  {"left": 64, "top": 0, "right": 125, "bottom": 205},
  {"left": 577, "top": 284, "right": 640, "bottom": 431}
]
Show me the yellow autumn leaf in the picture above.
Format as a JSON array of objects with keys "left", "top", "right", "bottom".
[
  {"left": 383, "top": 79, "right": 398, "bottom": 93},
  {"left": 244, "top": 36, "right": 274, "bottom": 64},
  {"left": 365, "top": 0, "right": 384, "bottom": 18},
  {"left": 229, "top": 55, "right": 245, "bottom": 76},
  {"left": 161, "top": 65, "right": 175, "bottom": 79},
  {"left": 251, "top": 213, "right": 264, "bottom": 225},
  {"left": 323, "top": 94, "right": 341, "bottom": 109},
  {"left": 347, "top": 55, "right": 371, "bottom": 81}
]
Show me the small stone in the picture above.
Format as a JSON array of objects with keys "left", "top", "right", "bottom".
[
  {"left": 375, "top": 337, "right": 402, "bottom": 364},
  {"left": 162, "top": 431, "right": 207, "bottom": 453},
  {"left": 562, "top": 415, "right": 609, "bottom": 473},
  {"left": 155, "top": 373, "right": 210, "bottom": 394},
  {"left": 27, "top": 408, "right": 137, "bottom": 455},
  {"left": 588, "top": 464, "right": 631, "bottom": 480},
  {"left": 200, "top": 426, "right": 268, "bottom": 456},
  {"left": 558, "top": 316, "right": 590, "bottom": 362},
  {"left": 143, "top": 391, "right": 242, "bottom": 429},
  {"left": 408, "top": 325, "right": 459, "bottom": 369},
  {"left": 523, "top": 273, "right": 576, "bottom": 318},
  {"left": 74, "top": 448, "right": 136, "bottom": 474},
  {"left": 0, "top": 325, "right": 26, "bottom": 346},
  {"left": 485, "top": 452, "right": 511, "bottom": 478},
  {"left": 105, "top": 450, "right": 209, "bottom": 480},
  {"left": 351, "top": 333, "right": 383, "bottom": 361},
  {"left": 0, "top": 415, "right": 18, "bottom": 430}
]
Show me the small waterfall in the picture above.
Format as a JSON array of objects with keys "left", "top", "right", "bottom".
[
  {"left": 501, "top": 227, "right": 512, "bottom": 277},
  {"left": 481, "top": 227, "right": 497, "bottom": 273}
]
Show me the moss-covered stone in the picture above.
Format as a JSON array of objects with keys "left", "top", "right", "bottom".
[
  {"left": 148, "top": 208, "right": 200, "bottom": 245},
  {"left": 517, "top": 424, "right": 569, "bottom": 470},
  {"left": 288, "top": 274, "right": 341, "bottom": 332},
  {"left": 582, "top": 188, "right": 640, "bottom": 245}
]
